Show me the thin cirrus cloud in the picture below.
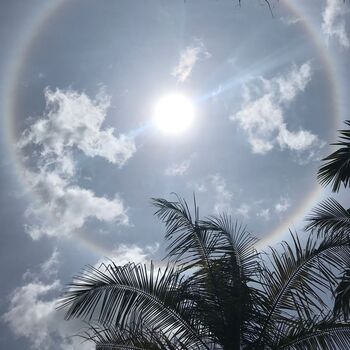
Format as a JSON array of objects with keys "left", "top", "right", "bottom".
[
  {"left": 190, "top": 174, "right": 234, "bottom": 213},
  {"left": 172, "top": 40, "right": 211, "bottom": 83},
  {"left": 275, "top": 197, "right": 291, "bottom": 213},
  {"left": 231, "top": 62, "right": 324, "bottom": 160},
  {"left": 322, "top": 0, "right": 349, "bottom": 49},
  {"left": 18, "top": 88, "right": 136, "bottom": 240},
  {"left": 165, "top": 159, "right": 191, "bottom": 176},
  {"left": 257, "top": 208, "right": 270, "bottom": 221}
]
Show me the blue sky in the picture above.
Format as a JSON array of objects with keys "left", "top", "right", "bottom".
[{"left": 0, "top": 0, "right": 349, "bottom": 348}]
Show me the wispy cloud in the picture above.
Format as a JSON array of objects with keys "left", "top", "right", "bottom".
[
  {"left": 165, "top": 159, "right": 191, "bottom": 176},
  {"left": 18, "top": 88, "right": 135, "bottom": 239},
  {"left": 236, "top": 204, "right": 251, "bottom": 219},
  {"left": 257, "top": 208, "right": 270, "bottom": 221},
  {"left": 172, "top": 40, "right": 211, "bottom": 83},
  {"left": 322, "top": 0, "right": 349, "bottom": 49},
  {"left": 231, "top": 62, "right": 324, "bottom": 161},
  {"left": 280, "top": 16, "right": 302, "bottom": 26},
  {"left": 275, "top": 197, "right": 291, "bottom": 213},
  {"left": 189, "top": 174, "right": 233, "bottom": 213}
]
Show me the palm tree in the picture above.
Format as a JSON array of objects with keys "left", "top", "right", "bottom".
[{"left": 59, "top": 195, "right": 350, "bottom": 349}]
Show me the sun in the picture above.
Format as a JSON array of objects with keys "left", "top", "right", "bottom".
[{"left": 153, "top": 93, "right": 195, "bottom": 134}]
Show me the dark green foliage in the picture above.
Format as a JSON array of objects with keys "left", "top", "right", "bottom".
[
  {"left": 318, "top": 120, "right": 350, "bottom": 192},
  {"left": 59, "top": 196, "right": 350, "bottom": 349}
]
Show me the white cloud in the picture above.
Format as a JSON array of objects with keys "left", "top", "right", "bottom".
[
  {"left": 18, "top": 89, "right": 132, "bottom": 239},
  {"left": 40, "top": 248, "right": 60, "bottom": 277},
  {"left": 96, "top": 243, "right": 159, "bottom": 269},
  {"left": 23, "top": 169, "right": 128, "bottom": 240},
  {"left": 2, "top": 244, "right": 156, "bottom": 350},
  {"left": 257, "top": 208, "right": 270, "bottom": 221},
  {"left": 2, "top": 250, "right": 94, "bottom": 350},
  {"left": 165, "top": 159, "right": 191, "bottom": 176},
  {"left": 236, "top": 204, "right": 250, "bottom": 218},
  {"left": 231, "top": 62, "right": 324, "bottom": 160},
  {"left": 209, "top": 175, "right": 233, "bottom": 213},
  {"left": 322, "top": 0, "right": 349, "bottom": 49},
  {"left": 172, "top": 40, "right": 211, "bottom": 83},
  {"left": 280, "top": 16, "right": 302, "bottom": 26},
  {"left": 22, "top": 249, "right": 60, "bottom": 283},
  {"left": 3, "top": 280, "right": 62, "bottom": 350},
  {"left": 275, "top": 197, "right": 290, "bottom": 213},
  {"left": 19, "top": 88, "right": 135, "bottom": 165}
]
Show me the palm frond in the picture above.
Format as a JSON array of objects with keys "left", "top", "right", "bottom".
[
  {"left": 200, "top": 214, "right": 259, "bottom": 279},
  {"left": 255, "top": 232, "right": 350, "bottom": 347},
  {"left": 305, "top": 198, "right": 350, "bottom": 237},
  {"left": 334, "top": 268, "right": 350, "bottom": 320},
  {"left": 318, "top": 120, "right": 350, "bottom": 192},
  {"left": 83, "top": 321, "right": 190, "bottom": 350},
  {"left": 58, "top": 262, "right": 210, "bottom": 349},
  {"left": 277, "top": 320, "right": 350, "bottom": 350},
  {"left": 152, "top": 195, "right": 217, "bottom": 271}
]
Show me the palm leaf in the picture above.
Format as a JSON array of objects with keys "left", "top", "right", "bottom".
[
  {"left": 200, "top": 214, "right": 259, "bottom": 280},
  {"left": 334, "top": 268, "right": 350, "bottom": 320},
  {"left": 318, "top": 120, "right": 350, "bottom": 192},
  {"left": 58, "top": 262, "right": 210, "bottom": 349},
  {"left": 277, "top": 320, "right": 350, "bottom": 350},
  {"left": 305, "top": 198, "right": 350, "bottom": 237},
  {"left": 255, "top": 232, "right": 350, "bottom": 348},
  {"left": 152, "top": 195, "right": 217, "bottom": 271},
  {"left": 83, "top": 320, "right": 191, "bottom": 350}
]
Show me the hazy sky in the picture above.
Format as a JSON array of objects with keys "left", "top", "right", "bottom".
[{"left": 0, "top": 0, "right": 349, "bottom": 349}]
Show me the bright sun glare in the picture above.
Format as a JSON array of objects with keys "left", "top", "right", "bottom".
[{"left": 154, "top": 93, "right": 195, "bottom": 134}]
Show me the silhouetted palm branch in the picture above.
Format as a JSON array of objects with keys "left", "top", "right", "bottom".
[
  {"left": 83, "top": 320, "right": 193, "bottom": 350},
  {"left": 318, "top": 120, "right": 350, "bottom": 192},
  {"left": 276, "top": 319, "right": 350, "bottom": 349},
  {"left": 58, "top": 261, "right": 211, "bottom": 349},
  {"left": 334, "top": 268, "right": 350, "bottom": 321},
  {"left": 254, "top": 232, "right": 350, "bottom": 348},
  {"left": 305, "top": 198, "right": 350, "bottom": 237}
]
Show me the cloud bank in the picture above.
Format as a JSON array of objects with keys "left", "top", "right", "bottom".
[
  {"left": 3, "top": 243, "right": 157, "bottom": 350},
  {"left": 2, "top": 250, "right": 93, "bottom": 350},
  {"left": 231, "top": 62, "right": 324, "bottom": 160},
  {"left": 18, "top": 88, "right": 135, "bottom": 239}
]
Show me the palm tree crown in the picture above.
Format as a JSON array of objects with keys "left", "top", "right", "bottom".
[{"left": 59, "top": 195, "right": 350, "bottom": 349}]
